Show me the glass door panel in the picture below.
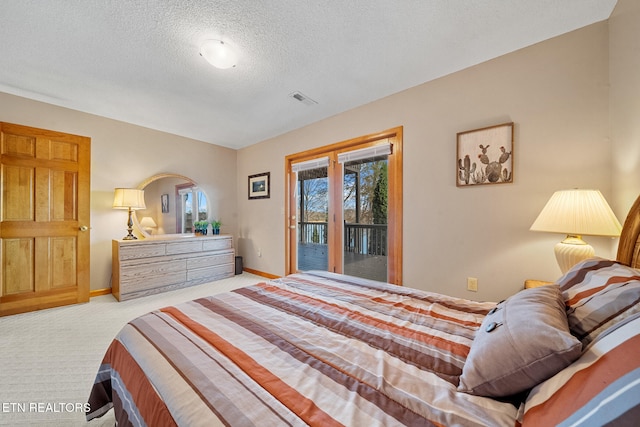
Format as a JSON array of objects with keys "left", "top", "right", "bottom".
[
  {"left": 182, "top": 191, "right": 193, "bottom": 233},
  {"left": 342, "top": 155, "right": 388, "bottom": 282},
  {"left": 196, "top": 190, "right": 208, "bottom": 221},
  {"left": 178, "top": 187, "right": 208, "bottom": 233},
  {"left": 296, "top": 166, "right": 329, "bottom": 272}
]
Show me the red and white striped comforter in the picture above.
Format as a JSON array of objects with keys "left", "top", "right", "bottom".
[{"left": 87, "top": 272, "right": 522, "bottom": 426}]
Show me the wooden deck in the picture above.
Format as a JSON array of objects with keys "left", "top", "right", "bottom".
[{"left": 297, "top": 243, "right": 388, "bottom": 282}]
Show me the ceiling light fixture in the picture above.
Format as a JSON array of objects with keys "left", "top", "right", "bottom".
[{"left": 199, "top": 39, "right": 237, "bottom": 69}]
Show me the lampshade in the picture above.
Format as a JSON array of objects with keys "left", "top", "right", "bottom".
[
  {"left": 530, "top": 189, "right": 621, "bottom": 237},
  {"left": 139, "top": 216, "right": 157, "bottom": 228},
  {"left": 113, "top": 188, "right": 146, "bottom": 240},
  {"left": 112, "top": 188, "right": 146, "bottom": 210},
  {"left": 530, "top": 189, "right": 622, "bottom": 273},
  {"left": 199, "top": 40, "right": 237, "bottom": 69}
]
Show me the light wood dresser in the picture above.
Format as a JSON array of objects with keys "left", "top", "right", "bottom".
[{"left": 112, "top": 235, "right": 234, "bottom": 301}]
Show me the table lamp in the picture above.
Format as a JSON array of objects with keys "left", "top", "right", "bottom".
[
  {"left": 113, "top": 188, "right": 146, "bottom": 240},
  {"left": 140, "top": 216, "right": 157, "bottom": 235},
  {"left": 530, "top": 189, "right": 622, "bottom": 273}
]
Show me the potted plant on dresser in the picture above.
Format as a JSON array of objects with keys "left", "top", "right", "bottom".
[{"left": 194, "top": 220, "right": 209, "bottom": 235}]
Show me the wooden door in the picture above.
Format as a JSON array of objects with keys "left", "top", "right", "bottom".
[{"left": 0, "top": 122, "right": 91, "bottom": 316}]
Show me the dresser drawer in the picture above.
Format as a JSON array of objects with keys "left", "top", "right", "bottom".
[
  {"left": 120, "top": 259, "right": 186, "bottom": 280},
  {"left": 121, "top": 271, "right": 188, "bottom": 294},
  {"left": 187, "top": 263, "right": 234, "bottom": 281},
  {"left": 202, "top": 238, "right": 232, "bottom": 251},
  {"left": 187, "top": 251, "right": 234, "bottom": 270},
  {"left": 165, "top": 240, "right": 203, "bottom": 255},
  {"left": 119, "top": 243, "right": 166, "bottom": 260}
]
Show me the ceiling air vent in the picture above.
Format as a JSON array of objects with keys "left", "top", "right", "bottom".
[{"left": 289, "top": 91, "right": 318, "bottom": 106}]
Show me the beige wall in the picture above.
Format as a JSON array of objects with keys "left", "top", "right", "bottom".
[
  {"left": 0, "top": 92, "right": 238, "bottom": 290},
  {"left": 238, "top": 21, "right": 622, "bottom": 301},
  {"left": 610, "top": 0, "right": 640, "bottom": 217}
]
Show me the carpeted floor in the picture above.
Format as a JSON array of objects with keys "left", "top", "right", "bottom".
[{"left": 0, "top": 273, "right": 264, "bottom": 426}]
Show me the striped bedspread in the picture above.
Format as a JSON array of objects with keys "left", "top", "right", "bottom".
[
  {"left": 87, "top": 271, "right": 521, "bottom": 426},
  {"left": 522, "top": 313, "right": 640, "bottom": 426}
]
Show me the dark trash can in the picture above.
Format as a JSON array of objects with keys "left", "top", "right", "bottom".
[{"left": 235, "top": 256, "right": 243, "bottom": 275}]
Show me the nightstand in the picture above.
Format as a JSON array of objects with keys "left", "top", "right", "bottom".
[{"left": 524, "top": 279, "right": 553, "bottom": 289}]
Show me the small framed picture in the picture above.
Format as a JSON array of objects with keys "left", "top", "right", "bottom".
[
  {"left": 161, "top": 193, "right": 169, "bottom": 213},
  {"left": 248, "top": 172, "right": 270, "bottom": 199},
  {"left": 456, "top": 122, "right": 514, "bottom": 187}
]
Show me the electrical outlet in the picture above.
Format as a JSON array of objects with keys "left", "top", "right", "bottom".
[
  {"left": 257, "top": 248, "right": 262, "bottom": 257},
  {"left": 467, "top": 277, "right": 478, "bottom": 292}
]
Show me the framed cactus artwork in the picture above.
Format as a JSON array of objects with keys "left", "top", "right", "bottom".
[{"left": 456, "top": 122, "right": 514, "bottom": 187}]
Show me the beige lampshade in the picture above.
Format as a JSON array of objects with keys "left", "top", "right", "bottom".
[
  {"left": 139, "top": 216, "right": 157, "bottom": 228},
  {"left": 530, "top": 189, "right": 622, "bottom": 237},
  {"left": 113, "top": 188, "right": 146, "bottom": 210}
]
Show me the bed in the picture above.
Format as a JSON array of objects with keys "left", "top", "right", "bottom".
[{"left": 87, "top": 195, "right": 640, "bottom": 426}]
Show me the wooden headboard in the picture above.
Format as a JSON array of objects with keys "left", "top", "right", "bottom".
[{"left": 617, "top": 194, "right": 640, "bottom": 269}]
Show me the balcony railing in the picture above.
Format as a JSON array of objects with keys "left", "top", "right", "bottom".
[
  {"left": 298, "top": 221, "right": 387, "bottom": 256},
  {"left": 344, "top": 223, "right": 387, "bottom": 256},
  {"left": 298, "top": 221, "right": 328, "bottom": 244}
]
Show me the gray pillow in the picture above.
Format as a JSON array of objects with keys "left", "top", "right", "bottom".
[{"left": 458, "top": 285, "right": 582, "bottom": 397}]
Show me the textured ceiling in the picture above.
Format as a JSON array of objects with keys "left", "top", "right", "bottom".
[{"left": 0, "top": 1, "right": 617, "bottom": 149}]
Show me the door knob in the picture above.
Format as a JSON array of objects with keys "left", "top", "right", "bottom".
[{"left": 79, "top": 226, "right": 89, "bottom": 232}]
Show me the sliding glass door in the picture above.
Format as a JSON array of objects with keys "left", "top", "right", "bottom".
[{"left": 286, "top": 127, "right": 403, "bottom": 285}]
